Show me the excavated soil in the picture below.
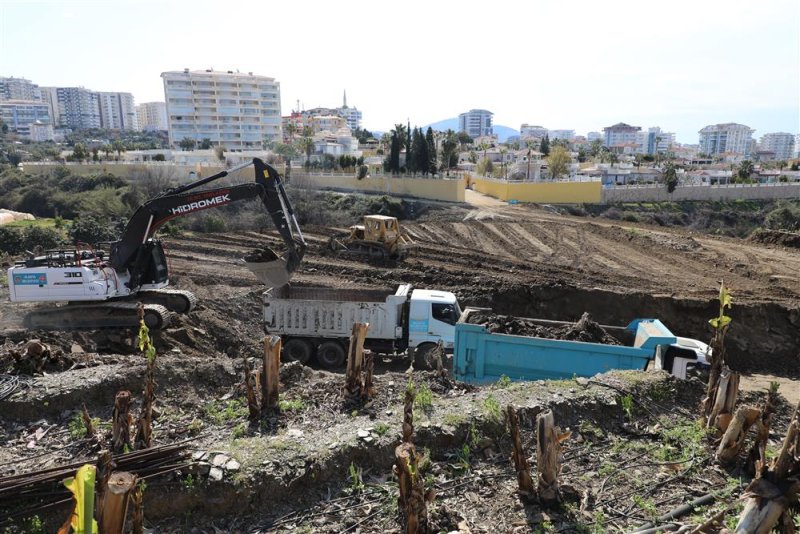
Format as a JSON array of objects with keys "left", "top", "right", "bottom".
[
  {"left": 0, "top": 199, "right": 798, "bottom": 531},
  {"left": 468, "top": 311, "right": 622, "bottom": 345}
]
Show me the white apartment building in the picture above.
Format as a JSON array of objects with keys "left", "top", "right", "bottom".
[
  {"left": 587, "top": 132, "right": 603, "bottom": 142},
  {"left": 548, "top": 129, "right": 575, "bottom": 141},
  {"left": 337, "top": 90, "right": 362, "bottom": 130},
  {"left": 42, "top": 87, "right": 101, "bottom": 129},
  {"left": 311, "top": 115, "right": 346, "bottom": 133},
  {"left": 636, "top": 127, "right": 676, "bottom": 155},
  {"left": 0, "top": 77, "right": 41, "bottom": 101},
  {"left": 603, "top": 123, "right": 641, "bottom": 151},
  {"left": 161, "top": 69, "right": 282, "bottom": 151},
  {"left": 520, "top": 125, "right": 548, "bottom": 139},
  {"left": 0, "top": 100, "right": 52, "bottom": 139},
  {"left": 459, "top": 109, "right": 493, "bottom": 138},
  {"left": 29, "top": 120, "right": 54, "bottom": 142},
  {"left": 98, "top": 92, "right": 137, "bottom": 130},
  {"left": 759, "top": 132, "right": 795, "bottom": 161},
  {"left": 698, "top": 123, "right": 755, "bottom": 156},
  {"left": 136, "top": 102, "right": 168, "bottom": 131}
]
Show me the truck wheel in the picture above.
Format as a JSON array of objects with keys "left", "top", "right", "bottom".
[
  {"left": 316, "top": 341, "right": 346, "bottom": 369},
  {"left": 413, "top": 343, "right": 438, "bottom": 371},
  {"left": 282, "top": 338, "right": 313, "bottom": 364}
]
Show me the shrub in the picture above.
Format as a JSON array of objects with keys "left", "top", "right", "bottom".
[
  {"left": 69, "top": 216, "right": 118, "bottom": 244},
  {"left": 23, "top": 226, "right": 62, "bottom": 251},
  {"left": 0, "top": 226, "right": 24, "bottom": 254},
  {"left": 764, "top": 202, "right": 800, "bottom": 232},
  {"left": 202, "top": 214, "right": 227, "bottom": 233}
]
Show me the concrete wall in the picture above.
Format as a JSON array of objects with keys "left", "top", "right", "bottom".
[
  {"left": 20, "top": 162, "right": 224, "bottom": 180},
  {"left": 603, "top": 183, "right": 800, "bottom": 203},
  {"left": 294, "top": 173, "right": 465, "bottom": 202},
  {"left": 469, "top": 176, "right": 602, "bottom": 204}
]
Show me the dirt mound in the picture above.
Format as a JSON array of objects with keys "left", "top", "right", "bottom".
[
  {"left": 749, "top": 228, "right": 800, "bottom": 248},
  {"left": 468, "top": 311, "right": 621, "bottom": 345},
  {"left": 243, "top": 247, "right": 279, "bottom": 262}
]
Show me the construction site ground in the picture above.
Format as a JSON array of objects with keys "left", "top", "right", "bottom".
[{"left": 0, "top": 196, "right": 798, "bottom": 532}]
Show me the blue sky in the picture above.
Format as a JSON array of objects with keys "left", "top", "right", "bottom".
[{"left": 1, "top": 0, "right": 798, "bottom": 143}]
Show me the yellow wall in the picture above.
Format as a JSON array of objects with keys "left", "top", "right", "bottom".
[
  {"left": 469, "top": 176, "right": 601, "bottom": 204},
  {"left": 20, "top": 163, "right": 225, "bottom": 179},
  {"left": 295, "top": 174, "right": 465, "bottom": 202}
]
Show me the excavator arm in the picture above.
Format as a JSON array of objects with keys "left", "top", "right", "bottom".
[{"left": 110, "top": 158, "right": 305, "bottom": 288}]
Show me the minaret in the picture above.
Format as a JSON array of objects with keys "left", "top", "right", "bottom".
[{"left": 343, "top": 90, "right": 347, "bottom": 108}]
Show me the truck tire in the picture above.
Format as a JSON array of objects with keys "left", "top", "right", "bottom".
[
  {"left": 282, "top": 338, "right": 313, "bottom": 365},
  {"left": 316, "top": 341, "right": 346, "bottom": 369},
  {"left": 413, "top": 343, "right": 438, "bottom": 371}
]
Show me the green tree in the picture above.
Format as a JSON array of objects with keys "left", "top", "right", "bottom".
[
  {"left": 477, "top": 157, "right": 494, "bottom": 175},
  {"left": 91, "top": 147, "right": 100, "bottom": 162},
  {"left": 389, "top": 131, "right": 400, "bottom": 174},
  {"left": 199, "top": 138, "right": 213, "bottom": 150},
  {"left": 111, "top": 140, "right": 125, "bottom": 160},
  {"left": 71, "top": 143, "right": 88, "bottom": 162},
  {"left": 408, "top": 128, "right": 422, "bottom": 175},
  {"left": 440, "top": 129, "right": 459, "bottom": 172},
  {"left": 0, "top": 226, "right": 24, "bottom": 254},
  {"left": 298, "top": 137, "right": 314, "bottom": 163},
  {"left": 457, "top": 131, "right": 473, "bottom": 147},
  {"left": 284, "top": 122, "right": 298, "bottom": 142},
  {"left": 546, "top": 145, "right": 571, "bottom": 179},
  {"left": 425, "top": 127, "right": 437, "bottom": 175},
  {"left": 736, "top": 159, "right": 754, "bottom": 182},
  {"left": 23, "top": 226, "right": 62, "bottom": 251},
  {"left": 664, "top": 162, "right": 679, "bottom": 193},
  {"left": 179, "top": 137, "right": 196, "bottom": 151},
  {"left": 577, "top": 146, "right": 588, "bottom": 163},
  {"left": 590, "top": 139, "right": 603, "bottom": 158},
  {"left": 540, "top": 134, "right": 550, "bottom": 156}
]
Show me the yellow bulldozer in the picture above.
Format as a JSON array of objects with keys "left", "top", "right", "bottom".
[{"left": 328, "top": 215, "right": 415, "bottom": 261}]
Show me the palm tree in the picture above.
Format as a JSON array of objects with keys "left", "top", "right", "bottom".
[
  {"left": 298, "top": 137, "right": 314, "bottom": 164},
  {"left": 285, "top": 122, "right": 298, "bottom": 144}
]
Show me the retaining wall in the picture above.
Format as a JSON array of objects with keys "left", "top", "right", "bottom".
[
  {"left": 469, "top": 176, "right": 602, "bottom": 204},
  {"left": 293, "top": 173, "right": 465, "bottom": 202},
  {"left": 602, "top": 183, "right": 800, "bottom": 203}
]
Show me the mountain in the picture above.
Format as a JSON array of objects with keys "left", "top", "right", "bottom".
[{"left": 422, "top": 118, "right": 519, "bottom": 142}]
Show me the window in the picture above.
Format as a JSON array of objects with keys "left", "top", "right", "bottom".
[{"left": 432, "top": 303, "right": 458, "bottom": 326}]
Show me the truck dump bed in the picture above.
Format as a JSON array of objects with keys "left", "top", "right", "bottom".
[
  {"left": 263, "top": 284, "right": 409, "bottom": 340},
  {"left": 453, "top": 308, "right": 676, "bottom": 384}
]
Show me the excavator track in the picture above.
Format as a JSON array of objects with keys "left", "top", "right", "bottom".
[
  {"left": 138, "top": 289, "right": 197, "bottom": 314},
  {"left": 23, "top": 302, "right": 174, "bottom": 331}
]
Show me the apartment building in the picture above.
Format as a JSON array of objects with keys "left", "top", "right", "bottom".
[
  {"left": 98, "top": 92, "right": 137, "bottom": 130},
  {"left": 136, "top": 102, "right": 168, "bottom": 132},
  {"left": 459, "top": 109, "right": 493, "bottom": 138},
  {"left": 603, "top": 123, "right": 641, "bottom": 152},
  {"left": 637, "top": 127, "right": 676, "bottom": 155},
  {"left": 698, "top": 123, "right": 755, "bottom": 156},
  {"left": 337, "top": 90, "right": 362, "bottom": 130},
  {"left": 41, "top": 87, "right": 102, "bottom": 129},
  {"left": 759, "top": 132, "right": 795, "bottom": 161},
  {"left": 0, "top": 100, "right": 53, "bottom": 139},
  {"left": 520, "top": 124, "right": 548, "bottom": 139},
  {"left": 161, "top": 69, "right": 281, "bottom": 151},
  {"left": 548, "top": 129, "right": 575, "bottom": 141},
  {"left": 0, "top": 77, "right": 41, "bottom": 101}
]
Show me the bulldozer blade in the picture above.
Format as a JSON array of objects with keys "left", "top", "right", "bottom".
[{"left": 244, "top": 254, "right": 292, "bottom": 287}]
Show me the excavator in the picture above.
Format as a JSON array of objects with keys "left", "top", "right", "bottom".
[{"left": 7, "top": 158, "right": 305, "bottom": 330}]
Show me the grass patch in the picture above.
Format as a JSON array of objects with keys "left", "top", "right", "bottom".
[
  {"left": 204, "top": 399, "right": 249, "bottom": 425},
  {"left": 278, "top": 397, "right": 306, "bottom": 412},
  {"left": 414, "top": 383, "right": 434, "bottom": 415},
  {"left": 374, "top": 422, "right": 390, "bottom": 436},
  {"left": 5, "top": 218, "right": 60, "bottom": 229},
  {"left": 482, "top": 394, "right": 501, "bottom": 422}
]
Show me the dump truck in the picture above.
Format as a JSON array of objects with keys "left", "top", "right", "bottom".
[
  {"left": 262, "top": 284, "right": 460, "bottom": 369},
  {"left": 453, "top": 308, "right": 710, "bottom": 384}
]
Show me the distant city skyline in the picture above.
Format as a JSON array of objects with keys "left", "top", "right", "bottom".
[{"left": 1, "top": 0, "right": 797, "bottom": 144}]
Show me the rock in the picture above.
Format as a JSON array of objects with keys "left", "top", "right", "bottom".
[
  {"left": 224, "top": 459, "right": 240, "bottom": 472},
  {"left": 196, "top": 462, "right": 211, "bottom": 476},
  {"left": 286, "top": 428, "right": 304, "bottom": 438},
  {"left": 362, "top": 436, "right": 373, "bottom": 444},
  {"left": 192, "top": 450, "right": 208, "bottom": 461},
  {"left": 208, "top": 467, "right": 224, "bottom": 481},
  {"left": 328, "top": 442, "right": 338, "bottom": 450},
  {"left": 70, "top": 343, "right": 84, "bottom": 354},
  {"left": 211, "top": 454, "right": 230, "bottom": 467},
  {"left": 357, "top": 429, "right": 370, "bottom": 439}
]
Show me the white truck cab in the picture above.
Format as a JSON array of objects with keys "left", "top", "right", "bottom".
[
  {"left": 655, "top": 336, "right": 711, "bottom": 379},
  {"left": 408, "top": 289, "right": 461, "bottom": 352}
]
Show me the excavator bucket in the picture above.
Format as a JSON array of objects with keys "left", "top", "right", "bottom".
[{"left": 243, "top": 245, "right": 303, "bottom": 288}]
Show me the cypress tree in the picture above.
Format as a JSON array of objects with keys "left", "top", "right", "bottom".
[{"left": 426, "top": 127, "right": 437, "bottom": 175}]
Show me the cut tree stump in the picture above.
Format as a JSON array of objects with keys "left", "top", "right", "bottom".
[
  {"left": 361, "top": 351, "right": 375, "bottom": 401},
  {"left": 112, "top": 391, "right": 132, "bottom": 453},
  {"left": 262, "top": 336, "right": 281, "bottom": 412},
  {"left": 716, "top": 405, "right": 760, "bottom": 464},
  {"left": 395, "top": 442, "right": 429, "bottom": 534},
  {"left": 745, "top": 385, "right": 778, "bottom": 476},
  {"left": 536, "top": 410, "right": 568, "bottom": 506},
  {"left": 344, "top": 322, "right": 369, "bottom": 402},
  {"left": 707, "top": 366, "right": 739, "bottom": 434},
  {"left": 134, "top": 356, "right": 156, "bottom": 450},
  {"left": 98, "top": 471, "right": 137, "bottom": 534},
  {"left": 507, "top": 405, "right": 534, "bottom": 498},
  {"left": 246, "top": 369, "right": 261, "bottom": 422},
  {"left": 734, "top": 402, "right": 800, "bottom": 533},
  {"left": 81, "top": 403, "right": 95, "bottom": 439},
  {"left": 403, "top": 385, "right": 414, "bottom": 443}
]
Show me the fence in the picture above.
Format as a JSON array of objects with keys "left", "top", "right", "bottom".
[
  {"left": 292, "top": 173, "right": 465, "bottom": 203},
  {"left": 469, "top": 175, "right": 603, "bottom": 204}
]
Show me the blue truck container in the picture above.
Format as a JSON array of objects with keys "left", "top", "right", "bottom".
[{"left": 453, "top": 309, "right": 680, "bottom": 384}]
